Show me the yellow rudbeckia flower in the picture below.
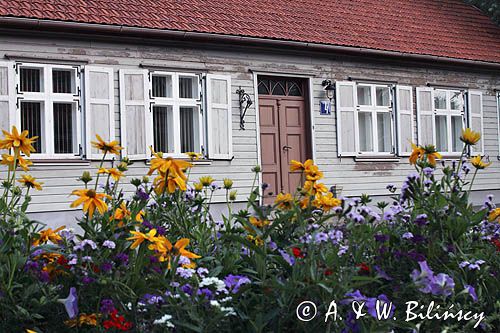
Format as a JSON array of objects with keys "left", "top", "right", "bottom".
[
  {"left": 471, "top": 155, "right": 491, "bottom": 170},
  {"left": 18, "top": 174, "right": 43, "bottom": 191},
  {"left": 0, "top": 126, "right": 38, "bottom": 156},
  {"left": 70, "top": 189, "right": 110, "bottom": 219},
  {"left": 460, "top": 128, "right": 481, "bottom": 146},
  {"left": 127, "top": 229, "right": 158, "bottom": 249},
  {"left": 91, "top": 134, "right": 123, "bottom": 156}
]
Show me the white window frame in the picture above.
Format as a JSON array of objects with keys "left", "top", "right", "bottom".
[
  {"left": 149, "top": 71, "right": 203, "bottom": 158},
  {"left": 433, "top": 89, "right": 465, "bottom": 156},
  {"left": 16, "top": 63, "right": 81, "bottom": 159},
  {"left": 355, "top": 83, "right": 395, "bottom": 156},
  {"left": 497, "top": 91, "right": 500, "bottom": 158}
]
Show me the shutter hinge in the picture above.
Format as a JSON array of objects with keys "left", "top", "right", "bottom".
[{"left": 78, "top": 144, "right": 83, "bottom": 157}]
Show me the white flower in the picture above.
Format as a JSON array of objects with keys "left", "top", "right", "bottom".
[
  {"left": 153, "top": 314, "right": 174, "bottom": 327},
  {"left": 210, "top": 300, "right": 221, "bottom": 308},
  {"left": 200, "top": 277, "right": 227, "bottom": 292},
  {"left": 220, "top": 306, "right": 236, "bottom": 316}
]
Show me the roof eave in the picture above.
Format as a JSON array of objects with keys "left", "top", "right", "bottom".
[{"left": 1, "top": 16, "right": 500, "bottom": 70}]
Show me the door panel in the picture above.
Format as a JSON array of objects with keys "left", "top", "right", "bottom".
[{"left": 259, "top": 93, "right": 308, "bottom": 204}]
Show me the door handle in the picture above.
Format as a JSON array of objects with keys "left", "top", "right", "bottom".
[{"left": 282, "top": 145, "right": 292, "bottom": 151}]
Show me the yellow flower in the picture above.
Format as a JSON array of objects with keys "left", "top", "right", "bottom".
[
  {"left": 305, "top": 165, "right": 323, "bottom": 181},
  {"left": 127, "top": 229, "right": 158, "bottom": 249},
  {"left": 18, "top": 174, "right": 43, "bottom": 191},
  {"left": 460, "top": 128, "right": 481, "bottom": 145},
  {"left": 98, "top": 167, "right": 123, "bottom": 181},
  {"left": 193, "top": 182, "right": 203, "bottom": 192},
  {"left": 302, "top": 181, "right": 328, "bottom": 195},
  {"left": 32, "top": 226, "right": 65, "bottom": 246},
  {"left": 112, "top": 201, "right": 131, "bottom": 221},
  {"left": 299, "top": 197, "right": 310, "bottom": 209},
  {"left": 70, "top": 189, "right": 110, "bottom": 219},
  {"left": 1, "top": 153, "right": 32, "bottom": 171},
  {"left": 488, "top": 208, "right": 500, "bottom": 222},
  {"left": 290, "top": 159, "right": 314, "bottom": 172},
  {"left": 275, "top": 193, "right": 294, "bottom": 210},
  {"left": 185, "top": 152, "right": 202, "bottom": 160},
  {"left": 312, "top": 192, "right": 341, "bottom": 212},
  {"left": 470, "top": 155, "right": 491, "bottom": 170},
  {"left": 136, "top": 210, "right": 145, "bottom": 223},
  {"left": 0, "top": 126, "right": 38, "bottom": 156},
  {"left": 249, "top": 216, "right": 270, "bottom": 228},
  {"left": 91, "top": 134, "right": 123, "bottom": 156},
  {"left": 223, "top": 178, "right": 233, "bottom": 189},
  {"left": 246, "top": 235, "right": 264, "bottom": 246},
  {"left": 153, "top": 174, "right": 187, "bottom": 194},
  {"left": 422, "top": 145, "right": 442, "bottom": 166},
  {"left": 26, "top": 330, "right": 37, "bottom": 333},
  {"left": 199, "top": 176, "right": 214, "bottom": 187},
  {"left": 409, "top": 143, "right": 424, "bottom": 165},
  {"left": 229, "top": 190, "right": 237, "bottom": 201},
  {"left": 64, "top": 313, "right": 99, "bottom": 328},
  {"left": 148, "top": 149, "right": 192, "bottom": 178},
  {"left": 152, "top": 237, "right": 201, "bottom": 264}
]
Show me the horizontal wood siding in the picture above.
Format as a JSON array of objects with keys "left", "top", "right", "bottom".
[{"left": 0, "top": 34, "right": 498, "bottom": 212}]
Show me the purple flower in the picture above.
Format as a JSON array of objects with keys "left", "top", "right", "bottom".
[
  {"left": 73, "top": 239, "right": 97, "bottom": 251},
  {"left": 100, "top": 298, "right": 115, "bottom": 314},
  {"left": 178, "top": 256, "right": 191, "bottom": 266},
  {"left": 341, "top": 290, "right": 395, "bottom": 319},
  {"left": 101, "top": 262, "right": 113, "bottom": 273},
  {"left": 411, "top": 261, "right": 455, "bottom": 297},
  {"left": 39, "top": 271, "right": 50, "bottom": 283},
  {"left": 142, "top": 220, "right": 154, "bottom": 230},
  {"left": 465, "top": 284, "right": 478, "bottom": 302},
  {"left": 407, "top": 250, "right": 426, "bottom": 262},
  {"left": 279, "top": 249, "right": 295, "bottom": 266},
  {"left": 197, "top": 267, "right": 209, "bottom": 277},
  {"left": 197, "top": 288, "right": 213, "bottom": 300},
  {"left": 176, "top": 267, "right": 195, "bottom": 279},
  {"left": 268, "top": 241, "right": 277, "bottom": 251},
  {"left": 374, "top": 265, "right": 393, "bottom": 281},
  {"left": 402, "top": 232, "right": 414, "bottom": 240},
  {"left": 374, "top": 234, "right": 389, "bottom": 243},
  {"left": 423, "top": 167, "right": 434, "bottom": 177},
  {"left": 314, "top": 232, "right": 329, "bottom": 244},
  {"left": 115, "top": 253, "right": 129, "bottom": 266},
  {"left": 329, "top": 230, "right": 343, "bottom": 244},
  {"left": 414, "top": 214, "right": 429, "bottom": 226},
  {"left": 137, "top": 187, "right": 150, "bottom": 201},
  {"left": 460, "top": 260, "right": 485, "bottom": 271},
  {"left": 224, "top": 274, "right": 251, "bottom": 293},
  {"left": 338, "top": 245, "right": 349, "bottom": 256},
  {"left": 180, "top": 284, "right": 193, "bottom": 296},
  {"left": 82, "top": 276, "right": 95, "bottom": 284},
  {"left": 102, "top": 240, "right": 116, "bottom": 249},
  {"left": 58, "top": 287, "right": 78, "bottom": 319}
]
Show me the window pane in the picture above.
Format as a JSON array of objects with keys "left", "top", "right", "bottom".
[
  {"left": 358, "top": 112, "right": 373, "bottom": 151},
  {"left": 179, "top": 76, "right": 198, "bottom": 99},
  {"left": 52, "top": 69, "right": 74, "bottom": 94},
  {"left": 377, "top": 112, "right": 392, "bottom": 152},
  {"left": 434, "top": 91, "right": 446, "bottom": 109},
  {"left": 435, "top": 115, "right": 448, "bottom": 152},
  {"left": 180, "top": 107, "right": 200, "bottom": 153},
  {"left": 376, "top": 87, "right": 390, "bottom": 106},
  {"left": 357, "top": 86, "right": 371, "bottom": 106},
  {"left": 257, "top": 79, "right": 270, "bottom": 95},
  {"left": 21, "top": 101, "right": 43, "bottom": 153},
  {"left": 270, "top": 80, "right": 285, "bottom": 95},
  {"left": 450, "top": 92, "right": 463, "bottom": 111},
  {"left": 451, "top": 116, "right": 463, "bottom": 152},
  {"left": 20, "top": 68, "right": 43, "bottom": 92},
  {"left": 152, "top": 75, "right": 172, "bottom": 98},
  {"left": 153, "top": 105, "right": 174, "bottom": 153},
  {"left": 53, "top": 103, "right": 75, "bottom": 153}
]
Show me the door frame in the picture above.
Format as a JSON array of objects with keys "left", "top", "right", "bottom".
[{"left": 252, "top": 72, "right": 316, "bottom": 201}]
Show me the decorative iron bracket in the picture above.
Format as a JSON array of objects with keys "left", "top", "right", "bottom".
[{"left": 237, "top": 86, "right": 253, "bottom": 130}]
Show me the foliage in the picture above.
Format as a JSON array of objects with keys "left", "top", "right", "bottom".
[
  {"left": 464, "top": 0, "right": 500, "bottom": 24},
  {"left": 0, "top": 126, "right": 499, "bottom": 332}
]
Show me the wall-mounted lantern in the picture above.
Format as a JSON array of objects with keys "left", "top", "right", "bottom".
[
  {"left": 236, "top": 87, "right": 253, "bottom": 130},
  {"left": 322, "top": 79, "right": 335, "bottom": 102}
]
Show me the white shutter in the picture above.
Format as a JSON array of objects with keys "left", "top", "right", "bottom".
[
  {"left": 0, "top": 61, "right": 15, "bottom": 137},
  {"left": 467, "top": 90, "right": 484, "bottom": 155},
  {"left": 416, "top": 87, "right": 435, "bottom": 146},
  {"left": 84, "top": 66, "right": 115, "bottom": 160},
  {"left": 335, "top": 81, "right": 357, "bottom": 156},
  {"left": 119, "top": 69, "right": 151, "bottom": 160},
  {"left": 206, "top": 74, "right": 232, "bottom": 159},
  {"left": 396, "top": 85, "right": 414, "bottom": 156}
]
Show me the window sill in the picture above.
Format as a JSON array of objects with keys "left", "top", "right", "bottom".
[
  {"left": 354, "top": 155, "right": 400, "bottom": 163},
  {"left": 144, "top": 159, "right": 213, "bottom": 166},
  {"left": 30, "top": 159, "right": 91, "bottom": 167}
]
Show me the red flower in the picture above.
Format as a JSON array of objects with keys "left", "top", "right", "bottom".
[
  {"left": 292, "top": 247, "right": 305, "bottom": 258},
  {"left": 492, "top": 239, "right": 500, "bottom": 252},
  {"left": 103, "top": 309, "right": 133, "bottom": 331},
  {"left": 56, "top": 255, "right": 70, "bottom": 269},
  {"left": 324, "top": 269, "right": 333, "bottom": 276},
  {"left": 357, "top": 262, "right": 370, "bottom": 275}
]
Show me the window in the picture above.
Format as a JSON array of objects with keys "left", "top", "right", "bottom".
[
  {"left": 335, "top": 81, "right": 395, "bottom": 156},
  {"left": 433, "top": 89, "right": 464, "bottom": 154},
  {"left": 150, "top": 72, "right": 202, "bottom": 156},
  {"left": 16, "top": 64, "right": 80, "bottom": 157}
]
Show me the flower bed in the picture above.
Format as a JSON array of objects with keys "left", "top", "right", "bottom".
[{"left": 0, "top": 127, "right": 499, "bottom": 332}]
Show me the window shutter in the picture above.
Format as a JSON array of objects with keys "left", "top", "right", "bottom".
[
  {"left": 119, "top": 69, "right": 151, "bottom": 160},
  {"left": 206, "top": 74, "right": 232, "bottom": 159},
  {"left": 0, "top": 61, "right": 15, "bottom": 137},
  {"left": 335, "top": 81, "right": 357, "bottom": 156},
  {"left": 396, "top": 85, "right": 414, "bottom": 156},
  {"left": 84, "top": 66, "right": 115, "bottom": 159},
  {"left": 467, "top": 90, "right": 483, "bottom": 155},
  {"left": 416, "top": 87, "right": 435, "bottom": 146}
]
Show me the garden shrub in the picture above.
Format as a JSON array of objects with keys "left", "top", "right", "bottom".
[{"left": 0, "top": 126, "right": 499, "bottom": 332}]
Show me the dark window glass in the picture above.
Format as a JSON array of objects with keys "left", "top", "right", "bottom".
[
  {"left": 21, "top": 101, "right": 43, "bottom": 153},
  {"left": 20, "top": 68, "right": 42, "bottom": 92},
  {"left": 52, "top": 69, "right": 73, "bottom": 93},
  {"left": 180, "top": 107, "right": 195, "bottom": 152},
  {"left": 53, "top": 103, "right": 74, "bottom": 154},
  {"left": 153, "top": 105, "right": 174, "bottom": 153},
  {"left": 287, "top": 82, "right": 302, "bottom": 96},
  {"left": 258, "top": 79, "right": 270, "bottom": 94}
]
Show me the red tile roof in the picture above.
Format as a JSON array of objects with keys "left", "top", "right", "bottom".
[{"left": 1, "top": 0, "right": 500, "bottom": 63}]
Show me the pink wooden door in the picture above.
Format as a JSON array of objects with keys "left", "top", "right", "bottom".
[{"left": 258, "top": 79, "right": 308, "bottom": 203}]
